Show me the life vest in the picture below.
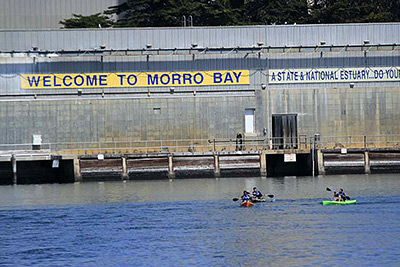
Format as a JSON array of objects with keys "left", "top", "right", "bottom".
[
  {"left": 242, "top": 194, "right": 250, "bottom": 201},
  {"left": 253, "top": 190, "right": 261, "bottom": 197}
]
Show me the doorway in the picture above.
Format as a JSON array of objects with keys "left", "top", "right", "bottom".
[{"left": 272, "top": 114, "right": 298, "bottom": 149}]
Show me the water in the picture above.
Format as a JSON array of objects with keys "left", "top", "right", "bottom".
[{"left": 0, "top": 174, "right": 399, "bottom": 266}]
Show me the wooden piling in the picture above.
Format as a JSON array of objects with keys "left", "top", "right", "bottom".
[
  {"left": 214, "top": 154, "right": 220, "bottom": 178},
  {"left": 364, "top": 151, "right": 371, "bottom": 174},
  {"left": 73, "top": 157, "right": 82, "bottom": 182},
  {"left": 11, "top": 155, "right": 17, "bottom": 184},
  {"left": 168, "top": 155, "right": 175, "bottom": 179},
  {"left": 122, "top": 157, "right": 128, "bottom": 180},
  {"left": 317, "top": 150, "right": 325, "bottom": 175},
  {"left": 260, "top": 152, "right": 267, "bottom": 177}
]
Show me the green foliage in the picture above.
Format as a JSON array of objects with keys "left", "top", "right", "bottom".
[
  {"left": 244, "top": 0, "right": 310, "bottom": 25},
  {"left": 107, "top": 0, "right": 244, "bottom": 27},
  {"left": 308, "top": 0, "right": 400, "bottom": 23},
  {"left": 60, "top": 0, "right": 400, "bottom": 28},
  {"left": 60, "top": 13, "right": 114, "bottom": 28}
]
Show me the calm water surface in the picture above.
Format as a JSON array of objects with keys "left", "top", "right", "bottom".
[{"left": 0, "top": 174, "right": 399, "bottom": 266}]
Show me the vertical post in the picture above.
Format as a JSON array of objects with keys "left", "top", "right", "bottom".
[
  {"left": 364, "top": 135, "right": 367, "bottom": 149},
  {"left": 73, "top": 157, "right": 82, "bottom": 182},
  {"left": 312, "top": 139, "right": 315, "bottom": 177},
  {"left": 317, "top": 149, "right": 325, "bottom": 175},
  {"left": 122, "top": 156, "right": 128, "bottom": 180},
  {"left": 364, "top": 151, "right": 371, "bottom": 174},
  {"left": 168, "top": 154, "right": 175, "bottom": 179},
  {"left": 259, "top": 152, "right": 267, "bottom": 178},
  {"left": 11, "top": 155, "right": 17, "bottom": 184},
  {"left": 214, "top": 154, "right": 220, "bottom": 178}
]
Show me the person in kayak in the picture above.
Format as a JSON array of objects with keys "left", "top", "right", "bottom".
[
  {"left": 333, "top": 191, "right": 340, "bottom": 201},
  {"left": 252, "top": 187, "right": 263, "bottom": 200},
  {"left": 241, "top": 191, "right": 251, "bottom": 203},
  {"left": 338, "top": 188, "right": 349, "bottom": 201},
  {"left": 334, "top": 188, "right": 348, "bottom": 201}
]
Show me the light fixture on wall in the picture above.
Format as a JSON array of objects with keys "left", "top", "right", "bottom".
[
  {"left": 261, "top": 83, "right": 266, "bottom": 90},
  {"left": 363, "top": 40, "right": 370, "bottom": 45},
  {"left": 320, "top": 41, "right": 326, "bottom": 45},
  {"left": 191, "top": 43, "right": 198, "bottom": 48},
  {"left": 257, "top": 42, "right": 264, "bottom": 47},
  {"left": 170, "top": 87, "right": 175, "bottom": 94},
  {"left": 100, "top": 44, "right": 106, "bottom": 49},
  {"left": 349, "top": 83, "right": 355, "bottom": 88},
  {"left": 77, "top": 89, "right": 82, "bottom": 96},
  {"left": 146, "top": 44, "right": 152, "bottom": 49}
]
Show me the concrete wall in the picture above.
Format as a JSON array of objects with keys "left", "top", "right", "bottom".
[{"left": 0, "top": 95, "right": 255, "bottom": 144}]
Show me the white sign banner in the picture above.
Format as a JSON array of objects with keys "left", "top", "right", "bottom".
[
  {"left": 269, "top": 67, "right": 400, "bottom": 84},
  {"left": 284, "top": 154, "right": 296, "bottom": 162}
]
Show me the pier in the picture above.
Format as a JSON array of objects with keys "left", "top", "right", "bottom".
[{"left": 1, "top": 134, "right": 400, "bottom": 184}]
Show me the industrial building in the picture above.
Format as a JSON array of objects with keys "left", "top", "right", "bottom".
[{"left": 0, "top": 23, "right": 399, "bottom": 182}]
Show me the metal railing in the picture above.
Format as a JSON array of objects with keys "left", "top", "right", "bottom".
[
  {"left": 316, "top": 135, "right": 400, "bottom": 149},
  {"left": 1, "top": 135, "right": 400, "bottom": 155},
  {"left": 0, "top": 137, "right": 302, "bottom": 155}
]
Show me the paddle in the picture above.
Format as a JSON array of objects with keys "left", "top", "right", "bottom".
[{"left": 232, "top": 194, "right": 274, "bottom": 201}]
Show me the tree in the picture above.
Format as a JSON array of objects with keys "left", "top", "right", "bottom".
[
  {"left": 59, "top": 0, "right": 400, "bottom": 28},
  {"left": 244, "top": 0, "right": 311, "bottom": 25},
  {"left": 308, "top": 0, "right": 400, "bottom": 23},
  {"left": 60, "top": 13, "right": 114, "bottom": 28},
  {"left": 106, "top": 0, "right": 245, "bottom": 27}
]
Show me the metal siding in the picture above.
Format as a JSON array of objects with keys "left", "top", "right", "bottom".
[{"left": 0, "top": 23, "right": 399, "bottom": 51}]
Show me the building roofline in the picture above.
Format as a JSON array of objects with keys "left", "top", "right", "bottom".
[{"left": 1, "top": 22, "right": 400, "bottom": 33}]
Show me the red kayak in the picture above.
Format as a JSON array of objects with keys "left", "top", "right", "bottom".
[{"left": 240, "top": 201, "right": 254, "bottom": 207}]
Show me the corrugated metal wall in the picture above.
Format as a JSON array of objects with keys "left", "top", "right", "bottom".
[
  {"left": 1, "top": 23, "right": 399, "bottom": 50},
  {"left": 0, "top": 24, "right": 399, "bottom": 146},
  {"left": 0, "top": 0, "right": 121, "bottom": 30}
]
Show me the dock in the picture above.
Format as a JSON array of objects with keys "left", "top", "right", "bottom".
[{"left": 1, "top": 134, "right": 400, "bottom": 184}]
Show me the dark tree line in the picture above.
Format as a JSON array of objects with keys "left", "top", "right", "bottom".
[{"left": 60, "top": 0, "right": 400, "bottom": 28}]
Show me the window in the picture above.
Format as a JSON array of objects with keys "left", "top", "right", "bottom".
[{"left": 245, "top": 109, "right": 255, "bottom": 133}]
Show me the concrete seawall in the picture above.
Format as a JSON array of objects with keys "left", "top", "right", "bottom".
[{"left": 2, "top": 147, "right": 400, "bottom": 184}]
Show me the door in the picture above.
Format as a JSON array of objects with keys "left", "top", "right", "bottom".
[
  {"left": 272, "top": 114, "right": 298, "bottom": 149},
  {"left": 245, "top": 109, "right": 255, "bottom": 133}
]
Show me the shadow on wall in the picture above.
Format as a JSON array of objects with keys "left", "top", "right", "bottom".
[
  {"left": 0, "top": 160, "right": 75, "bottom": 185},
  {"left": 266, "top": 154, "right": 312, "bottom": 177},
  {"left": 1, "top": 56, "right": 399, "bottom": 74}
]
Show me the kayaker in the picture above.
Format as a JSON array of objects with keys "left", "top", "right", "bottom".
[
  {"left": 334, "top": 188, "right": 348, "bottom": 201},
  {"left": 333, "top": 191, "right": 339, "bottom": 201},
  {"left": 252, "top": 187, "right": 263, "bottom": 199},
  {"left": 241, "top": 191, "right": 250, "bottom": 203},
  {"left": 338, "top": 188, "right": 349, "bottom": 201}
]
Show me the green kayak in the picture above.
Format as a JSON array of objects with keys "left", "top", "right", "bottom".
[{"left": 322, "top": 200, "right": 357, "bottom": 205}]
